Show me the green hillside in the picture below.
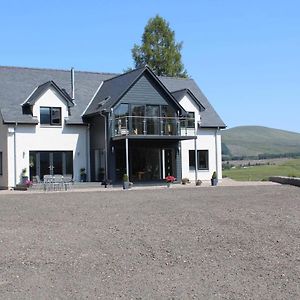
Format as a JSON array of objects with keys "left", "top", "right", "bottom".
[{"left": 222, "top": 126, "right": 300, "bottom": 158}]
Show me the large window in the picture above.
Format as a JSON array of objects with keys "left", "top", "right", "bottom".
[
  {"left": 0, "top": 152, "right": 2, "bottom": 175},
  {"left": 40, "top": 107, "right": 62, "bottom": 125},
  {"left": 187, "top": 112, "right": 195, "bottom": 128},
  {"left": 189, "top": 150, "right": 209, "bottom": 170}
]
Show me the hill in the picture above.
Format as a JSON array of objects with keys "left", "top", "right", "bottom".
[{"left": 222, "top": 126, "right": 300, "bottom": 159}]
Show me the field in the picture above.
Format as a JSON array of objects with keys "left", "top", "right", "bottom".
[
  {"left": 0, "top": 186, "right": 299, "bottom": 299},
  {"left": 223, "top": 158, "right": 300, "bottom": 181}
]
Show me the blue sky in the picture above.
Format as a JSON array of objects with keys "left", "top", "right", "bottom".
[{"left": 1, "top": 0, "right": 299, "bottom": 132}]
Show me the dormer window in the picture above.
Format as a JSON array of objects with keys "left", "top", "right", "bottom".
[{"left": 40, "top": 107, "right": 62, "bottom": 126}]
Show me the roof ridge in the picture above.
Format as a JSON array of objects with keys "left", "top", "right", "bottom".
[
  {"left": 101, "top": 65, "right": 146, "bottom": 83},
  {"left": 159, "top": 75, "right": 193, "bottom": 80},
  {"left": 171, "top": 88, "right": 188, "bottom": 93},
  {"left": 0, "top": 65, "right": 118, "bottom": 76}
]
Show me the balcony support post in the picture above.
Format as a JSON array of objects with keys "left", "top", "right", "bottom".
[{"left": 125, "top": 138, "right": 129, "bottom": 179}]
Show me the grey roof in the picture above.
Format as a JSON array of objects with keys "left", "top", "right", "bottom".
[
  {"left": 0, "top": 65, "right": 225, "bottom": 128},
  {"left": 84, "top": 67, "right": 146, "bottom": 115},
  {"left": 171, "top": 88, "right": 205, "bottom": 112},
  {"left": 160, "top": 77, "right": 226, "bottom": 128},
  {"left": 84, "top": 66, "right": 185, "bottom": 116},
  {"left": 0, "top": 66, "right": 116, "bottom": 124},
  {"left": 23, "top": 81, "right": 74, "bottom": 107}
]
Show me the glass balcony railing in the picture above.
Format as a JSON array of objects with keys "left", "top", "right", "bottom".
[{"left": 112, "top": 116, "right": 196, "bottom": 137}]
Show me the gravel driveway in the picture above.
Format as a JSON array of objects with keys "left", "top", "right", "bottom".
[{"left": 0, "top": 185, "right": 299, "bottom": 299}]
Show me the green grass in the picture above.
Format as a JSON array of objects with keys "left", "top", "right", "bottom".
[{"left": 223, "top": 159, "right": 300, "bottom": 181}]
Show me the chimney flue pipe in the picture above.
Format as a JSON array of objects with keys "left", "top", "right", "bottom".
[{"left": 71, "top": 67, "right": 75, "bottom": 100}]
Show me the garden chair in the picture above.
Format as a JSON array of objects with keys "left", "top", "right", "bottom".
[
  {"left": 53, "top": 175, "right": 64, "bottom": 191},
  {"left": 32, "top": 175, "right": 43, "bottom": 190},
  {"left": 43, "top": 175, "right": 54, "bottom": 191},
  {"left": 63, "top": 175, "right": 73, "bottom": 191}
]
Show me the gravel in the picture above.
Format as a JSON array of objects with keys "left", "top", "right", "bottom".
[{"left": 0, "top": 185, "right": 299, "bottom": 299}]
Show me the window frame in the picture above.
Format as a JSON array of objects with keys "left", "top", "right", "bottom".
[
  {"left": 186, "top": 112, "right": 195, "bottom": 128},
  {"left": 188, "top": 149, "right": 209, "bottom": 170},
  {"left": 40, "top": 106, "right": 62, "bottom": 126},
  {"left": 0, "top": 152, "right": 2, "bottom": 175}
]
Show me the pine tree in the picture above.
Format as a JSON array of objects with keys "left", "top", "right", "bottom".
[{"left": 131, "top": 15, "right": 188, "bottom": 78}]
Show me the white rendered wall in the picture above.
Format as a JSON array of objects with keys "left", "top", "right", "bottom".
[
  {"left": 0, "top": 121, "right": 8, "bottom": 188},
  {"left": 6, "top": 87, "right": 88, "bottom": 187},
  {"left": 179, "top": 94, "right": 222, "bottom": 181}
]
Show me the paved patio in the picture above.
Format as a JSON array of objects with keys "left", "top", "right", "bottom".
[{"left": 0, "top": 178, "right": 279, "bottom": 195}]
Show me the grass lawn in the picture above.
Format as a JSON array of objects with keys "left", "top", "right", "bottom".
[{"left": 223, "top": 158, "right": 300, "bottom": 181}]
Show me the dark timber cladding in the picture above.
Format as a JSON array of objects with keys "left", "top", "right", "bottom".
[{"left": 120, "top": 73, "right": 169, "bottom": 106}]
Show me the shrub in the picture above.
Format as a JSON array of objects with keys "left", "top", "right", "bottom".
[
  {"left": 196, "top": 180, "right": 202, "bottom": 186},
  {"left": 181, "top": 178, "right": 190, "bottom": 185}
]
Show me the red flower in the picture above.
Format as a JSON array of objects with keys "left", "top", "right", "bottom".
[
  {"left": 25, "top": 179, "right": 32, "bottom": 187},
  {"left": 165, "top": 175, "right": 176, "bottom": 183}
]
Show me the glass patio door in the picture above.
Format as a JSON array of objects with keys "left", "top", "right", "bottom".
[
  {"left": 29, "top": 151, "right": 73, "bottom": 180},
  {"left": 40, "top": 152, "right": 51, "bottom": 178},
  {"left": 52, "top": 152, "right": 63, "bottom": 175},
  {"left": 146, "top": 105, "right": 160, "bottom": 135}
]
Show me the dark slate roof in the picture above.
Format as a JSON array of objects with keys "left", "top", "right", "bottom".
[
  {"left": 0, "top": 66, "right": 116, "bottom": 124},
  {"left": 171, "top": 88, "right": 205, "bottom": 112},
  {"left": 84, "top": 66, "right": 185, "bottom": 116},
  {"left": 160, "top": 77, "right": 226, "bottom": 128},
  {"left": 23, "top": 81, "right": 74, "bottom": 107},
  {"left": 0, "top": 65, "right": 225, "bottom": 128},
  {"left": 84, "top": 67, "right": 146, "bottom": 115}
]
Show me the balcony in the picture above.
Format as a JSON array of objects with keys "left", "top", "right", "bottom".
[{"left": 112, "top": 116, "right": 196, "bottom": 138}]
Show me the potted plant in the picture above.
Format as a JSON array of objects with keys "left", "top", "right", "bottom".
[
  {"left": 80, "top": 168, "right": 87, "bottom": 182},
  {"left": 123, "top": 174, "right": 130, "bottom": 190},
  {"left": 165, "top": 175, "right": 176, "bottom": 187},
  {"left": 211, "top": 171, "right": 218, "bottom": 186},
  {"left": 25, "top": 179, "right": 33, "bottom": 188},
  {"left": 21, "top": 168, "right": 28, "bottom": 184}
]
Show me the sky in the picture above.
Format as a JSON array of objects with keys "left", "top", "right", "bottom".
[{"left": 1, "top": 0, "right": 299, "bottom": 132}]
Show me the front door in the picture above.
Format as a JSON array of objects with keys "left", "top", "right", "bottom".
[{"left": 164, "top": 149, "right": 175, "bottom": 177}]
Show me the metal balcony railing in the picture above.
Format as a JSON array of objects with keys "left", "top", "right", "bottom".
[{"left": 112, "top": 116, "right": 196, "bottom": 137}]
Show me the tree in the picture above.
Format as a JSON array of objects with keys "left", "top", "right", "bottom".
[{"left": 131, "top": 15, "right": 188, "bottom": 78}]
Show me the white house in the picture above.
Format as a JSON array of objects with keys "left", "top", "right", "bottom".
[{"left": 0, "top": 65, "right": 225, "bottom": 189}]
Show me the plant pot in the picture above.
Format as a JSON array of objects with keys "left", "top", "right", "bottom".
[
  {"left": 166, "top": 182, "right": 171, "bottom": 188},
  {"left": 80, "top": 173, "right": 87, "bottom": 182},
  {"left": 123, "top": 181, "right": 130, "bottom": 190},
  {"left": 99, "top": 173, "right": 105, "bottom": 182},
  {"left": 211, "top": 178, "right": 218, "bottom": 186},
  {"left": 196, "top": 180, "right": 202, "bottom": 186},
  {"left": 22, "top": 176, "right": 29, "bottom": 185}
]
